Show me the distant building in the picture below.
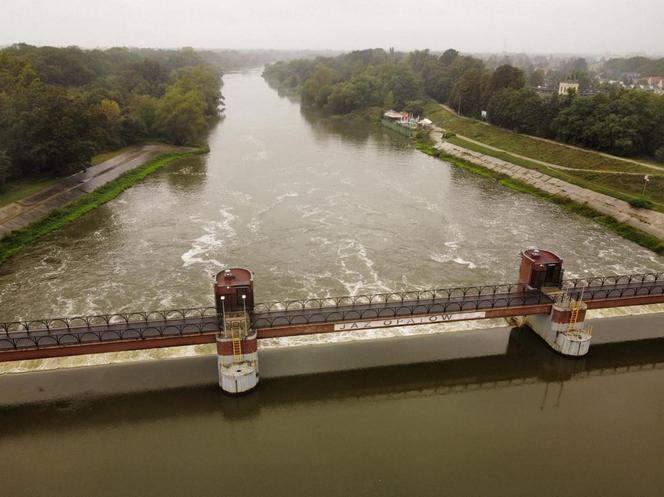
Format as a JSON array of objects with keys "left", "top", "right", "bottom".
[
  {"left": 558, "top": 81, "right": 580, "bottom": 96},
  {"left": 646, "top": 76, "right": 664, "bottom": 86},
  {"left": 383, "top": 110, "right": 403, "bottom": 121},
  {"left": 620, "top": 72, "right": 641, "bottom": 84},
  {"left": 418, "top": 118, "right": 433, "bottom": 129},
  {"left": 382, "top": 110, "right": 420, "bottom": 130}
]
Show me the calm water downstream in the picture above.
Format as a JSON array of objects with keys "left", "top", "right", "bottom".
[{"left": 1, "top": 71, "right": 663, "bottom": 496}]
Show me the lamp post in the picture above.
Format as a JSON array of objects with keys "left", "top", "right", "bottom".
[
  {"left": 642, "top": 175, "right": 650, "bottom": 196},
  {"left": 242, "top": 294, "right": 248, "bottom": 335},
  {"left": 220, "top": 296, "right": 226, "bottom": 336}
]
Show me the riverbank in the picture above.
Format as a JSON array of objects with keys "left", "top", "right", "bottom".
[
  {"left": 0, "top": 147, "right": 208, "bottom": 265},
  {"left": 424, "top": 102, "right": 664, "bottom": 210},
  {"left": 419, "top": 133, "right": 664, "bottom": 254}
]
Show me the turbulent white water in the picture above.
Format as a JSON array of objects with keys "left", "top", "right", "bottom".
[{"left": 1, "top": 70, "right": 663, "bottom": 372}]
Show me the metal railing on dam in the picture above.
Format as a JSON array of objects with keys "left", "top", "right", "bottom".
[{"left": 0, "top": 272, "right": 663, "bottom": 361}]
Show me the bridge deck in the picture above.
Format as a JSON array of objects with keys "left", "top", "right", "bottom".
[{"left": 1, "top": 276, "right": 662, "bottom": 361}]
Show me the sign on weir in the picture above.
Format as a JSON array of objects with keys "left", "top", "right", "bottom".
[{"left": 333, "top": 312, "right": 487, "bottom": 331}]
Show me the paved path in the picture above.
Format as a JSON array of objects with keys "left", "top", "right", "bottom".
[
  {"left": 449, "top": 133, "right": 656, "bottom": 176},
  {"left": 437, "top": 103, "right": 664, "bottom": 173},
  {"left": 0, "top": 144, "right": 180, "bottom": 237},
  {"left": 430, "top": 128, "right": 664, "bottom": 241}
]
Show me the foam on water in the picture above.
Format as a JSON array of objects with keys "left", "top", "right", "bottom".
[
  {"left": 180, "top": 209, "right": 238, "bottom": 268},
  {"left": 430, "top": 251, "right": 478, "bottom": 270},
  {"left": 335, "top": 238, "right": 391, "bottom": 295}
]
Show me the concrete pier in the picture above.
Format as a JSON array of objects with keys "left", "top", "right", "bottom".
[{"left": 525, "top": 297, "right": 592, "bottom": 356}]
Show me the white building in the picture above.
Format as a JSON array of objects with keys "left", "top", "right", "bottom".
[{"left": 558, "top": 81, "right": 580, "bottom": 96}]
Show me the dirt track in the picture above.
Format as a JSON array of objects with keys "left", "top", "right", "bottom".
[{"left": 0, "top": 144, "right": 180, "bottom": 237}]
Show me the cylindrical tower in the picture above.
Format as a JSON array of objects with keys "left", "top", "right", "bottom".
[{"left": 214, "top": 268, "right": 259, "bottom": 394}]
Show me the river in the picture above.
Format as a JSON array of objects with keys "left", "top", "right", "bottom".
[
  {"left": 1, "top": 71, "right": 663, "bottom": 321},
  {"left": 0, "top": 70, "right": 663, "bottom": 496}
]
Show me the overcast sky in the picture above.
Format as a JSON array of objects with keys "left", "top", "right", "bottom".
[{"left": 2, "top": 0, "right": 663, "bottom": 55}]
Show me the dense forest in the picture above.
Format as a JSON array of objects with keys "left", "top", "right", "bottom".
[
  {"left": 0, "top": 44, "right": 227, "bottom": 187},
  {"left": 263, "top": 49, "right": 664, "bottom": 162}
]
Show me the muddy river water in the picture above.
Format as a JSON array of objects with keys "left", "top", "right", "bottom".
[{"left": 0, "top": 70, "right": 663, "bottom": 497}]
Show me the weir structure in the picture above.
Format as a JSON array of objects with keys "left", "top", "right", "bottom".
[{"left": 1, "top": 248, "right": 663, "bottom": 394}]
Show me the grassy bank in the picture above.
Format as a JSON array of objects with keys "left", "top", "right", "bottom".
[
  {"left": 0, "top": 148, "right": 207, "bottom": 265},
  {"left": 425, "top": 101, "right": 664, "bottom": 211},
  {"left": 446, "top": 135, "right": 664, "bottom": 212},
  {"left": 0, "top": 175, "right": 60, "bottom": 208},
  {"left": 415, "top": 140, "right": 664, "bottom": 254},
  {"left": 424, "top": 102, "right": 655, "bottom": 173}
]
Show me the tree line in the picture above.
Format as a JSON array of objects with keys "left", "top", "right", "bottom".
[
  {"left": 263, "top": 49, "right": 664, "bottom": 162},
  {"left": 0, "top": 44, "right": 224, "bottom": 187}
]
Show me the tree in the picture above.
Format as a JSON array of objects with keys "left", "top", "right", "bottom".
[
  {"left": 171, "top": 65, "right": 221, "bottom": 117},
  {"left": 488, "top": 89, "right": 546, "bottom": 134},
  {"left": 302, "top": 64, "right": 334, "bottom": 107},
  {"left": 94, "top": 98, "right": 123, "bottom": 148},
  {"left": 439, "top": 49, "right": 459, "bottom": 66},
  {"left": 0, "top": 150, "right": 10, "bottom": 188},
  {"left": 449, "top": 68, "right": 484, "bottom": 117},
  {"left": 155, "top": 88, "right": 207, "bottom": 145},
  {"left": 655, "top": 146, "right": 664, "bottom": 164},
  {"left": 383, "top": 90, "right": 395, "bottom": 110},
  {"left": 383, "top": 64, "right": 423, "bottom": 108},
  {"left": 124, "top": 94, "right": 159, "bottom": 141},
  {"left": 529, "top": 69, "right": 545, "bottom": 87},
  {"left": 403, "top": 100, "right": 425, "bottom": 117},
  {"left": 483, "top": 64, "right": 525, "bottom": 108},
  {"left": 2, "top": 83, "right": 96, "bottom": 176}
]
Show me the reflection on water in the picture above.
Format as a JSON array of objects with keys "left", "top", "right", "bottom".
[{"left": 1, "top": 334, "right": 663, "bottom": 497}]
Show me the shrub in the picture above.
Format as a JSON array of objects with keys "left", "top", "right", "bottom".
[
  {"left": 655, "top": 146, "right": 664, "bottom": 164},
  {"left": 628, "top": 197, "right": 655, "bottom": 209}
]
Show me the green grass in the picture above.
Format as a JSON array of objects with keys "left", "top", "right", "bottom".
[
  {"left": 0, "top": 175, "right": 60, "bottom": 208},
  {"left": 0, "top": 148, "right": 207, "bottom": 265},
  {"left": 0, "top": 144, "right": 167, "bottom": 208},
  {"left": 446, "top": 135, "right": 664, "bottom": 212},
  {"left": 424, "top": 101, "right": 655, "bottom": 174}
]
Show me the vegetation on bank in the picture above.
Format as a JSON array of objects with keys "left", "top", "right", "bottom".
[
  {"left": 0, "top": 175, "right": 60, "bottom": 209},
  {"left": 423, "top": 103, "right": 653, "bottom": 173},
  {"left": 0, "top": 148, "right": 207, "bottom": 265},
  {"left": 0, "top": 45, "right": 223, "bottom": 189},
  {"left": 445, "top": 135, "right": 664, "bottom": 212},
  {"left": 263, "top": 48, "right": 664, "bottom": 162},
  {"left": 415, "top": 140, "right": 663, "bottom": 255}
]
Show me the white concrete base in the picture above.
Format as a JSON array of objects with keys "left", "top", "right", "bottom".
[
  {"left": 219, "top": 361, "right": 259, "bottom": 394},
  {"left": 555, "top": 331, "right": 591, "bottom": 356},
  {"left": 525, "top": 314, "right": 591, "bottom": 357}
]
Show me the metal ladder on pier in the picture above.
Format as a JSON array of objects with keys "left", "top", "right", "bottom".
[
  {"left": 223, "top": 311, "right": 249, "bottom": 364},
  {"left": 567, "top": 300, "right": 581, "bottom": 333},
  {"left": 232, "top": 333, "right": 242, "bottom": 363}
]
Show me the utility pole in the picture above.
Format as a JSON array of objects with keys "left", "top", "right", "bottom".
[{"left": 457, "top": 94, "right": 462, "bottom": 115}]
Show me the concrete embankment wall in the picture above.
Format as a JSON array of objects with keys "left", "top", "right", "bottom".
[{"left": 0, "top": 311, "right": 662, "bottom": 407}]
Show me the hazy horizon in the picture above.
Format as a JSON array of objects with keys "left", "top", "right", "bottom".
[{"left": 2, "top": 0, "right": 664, "bottom": 57}]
